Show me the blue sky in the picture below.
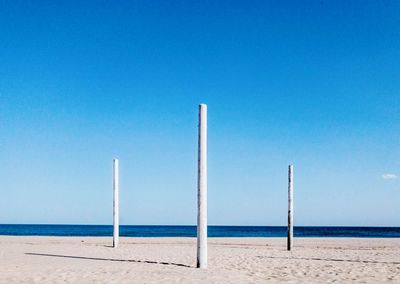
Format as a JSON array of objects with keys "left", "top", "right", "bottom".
[{"left": 0, "top": 0, "right": 399, "bottom": 226}]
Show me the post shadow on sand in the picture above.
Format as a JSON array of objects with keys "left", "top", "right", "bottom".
[{"left": 25, "top": 253, "right": 192, "bottom": 268}]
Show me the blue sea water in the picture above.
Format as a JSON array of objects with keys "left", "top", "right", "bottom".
[{"left": 0, "top": 225, "right": 399, "bottom": 238}]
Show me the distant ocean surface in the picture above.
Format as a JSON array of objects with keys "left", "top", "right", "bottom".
[{"left": 0, "top": 225, "right": 399, "bottom": 238}]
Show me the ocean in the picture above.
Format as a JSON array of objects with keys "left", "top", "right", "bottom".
[{"left": 0, "top": 225, "right": 399, "bottom": 238}]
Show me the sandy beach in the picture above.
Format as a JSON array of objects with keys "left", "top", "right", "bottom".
[{"left": 0, "top": 237, "right": 399, "bottom": 283}]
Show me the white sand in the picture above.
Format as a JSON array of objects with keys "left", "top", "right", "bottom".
[{"left": 0, "top": 236, "right": 399, "bottom": 283}]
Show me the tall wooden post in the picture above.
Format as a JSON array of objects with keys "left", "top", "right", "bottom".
[
  {"left": 113, "top": 159, "right": 119, "bottom": 248},
  {"left": 287, "top": 165, "right": 293, "bottom": 251},
  {"left": 197, "top": 104, "right": 208, "bottom": 268}
]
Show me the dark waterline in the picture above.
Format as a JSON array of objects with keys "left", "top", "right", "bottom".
[{"left": 0, "top": 225, "right": 399, "bottom": 238}]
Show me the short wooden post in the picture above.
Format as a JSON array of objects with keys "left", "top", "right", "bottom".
[
  {"left": 287, "top": 165, "right": 293, "bottom": 251},
  {"left": 197, "top": 104, "right": 208, "bottom": 268},
  {"left": 113, "top": 159, "right": 119, "bottom": 248}
]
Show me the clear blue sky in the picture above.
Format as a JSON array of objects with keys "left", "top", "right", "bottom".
[{"left": 0, "top": 0, "right": 399, "bottom": 226}]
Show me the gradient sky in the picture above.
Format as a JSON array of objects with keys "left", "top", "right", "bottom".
[{"left": 0, "top": 0, "right": 399, "bottom": 226}]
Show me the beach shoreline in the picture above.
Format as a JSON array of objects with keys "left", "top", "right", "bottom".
[{"left": 0, "top": 236, "right": 399, "bottom": 283}]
